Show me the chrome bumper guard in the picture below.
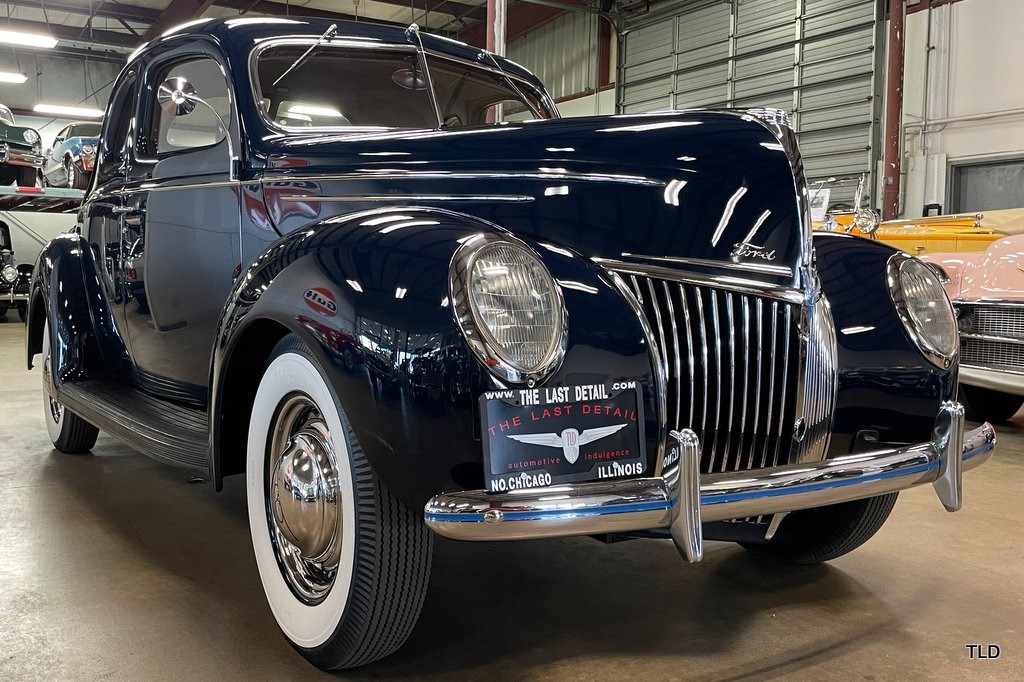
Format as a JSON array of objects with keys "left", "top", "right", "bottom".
[{"left": 424, "top": 402, "right": 995, "bottom": 561}]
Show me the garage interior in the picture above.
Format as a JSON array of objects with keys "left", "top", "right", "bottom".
[{"left": 1, "top": 0, "right": 1022, "bottom": 678}]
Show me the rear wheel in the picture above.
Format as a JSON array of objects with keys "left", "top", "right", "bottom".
[
  {"left": 42, "top": 321, "right": 99, "bottom": 453},
  {"left": 741, "top": 493, "right": 897, "bottom": 565},
  {"left": 960, "top": 384, "right": 1023, "bottom": 423},
  {"left": 247, "top": 335, "right": 432, "bottom": 670}
]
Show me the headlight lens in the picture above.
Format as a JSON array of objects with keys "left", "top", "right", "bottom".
[
  {"left": 82, "top": 144, "right": 96, "bottom": 154},
  {"left": 451, "top": 236, "right": 566, "bottom": 383},
  {"left": 888, "top": 254, "right": 958, "bottom": 367},
  {"left": 22, "top": 129, "right": 39, "bottom": 145},
  {"left": 2, "top": 264, "right": 17, "bottom": 284}
]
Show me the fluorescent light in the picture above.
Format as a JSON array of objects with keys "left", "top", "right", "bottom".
[
  {"left": 346, "top": 279, "right": 363, "bottom": 293},
  {"left": 34, "top": 104, "right": 104, "bottom": 118},
  {"left": 395, "top": 287, "right": 407, "bottom": 299},
  {"left": 0, "top": 29, "right": 57, "bottom": 48},
  {"left": 288, "top": 104, "right": 343, "bottom": 118},
  {"left": 0, "top": 71, "right": 27, "bottom": 83}
]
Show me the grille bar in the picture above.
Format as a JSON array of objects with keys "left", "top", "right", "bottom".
[{"left": 626, "top": 274, "right": 804, "bottom": 474}]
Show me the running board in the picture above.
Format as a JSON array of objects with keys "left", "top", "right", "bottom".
[{"left": 58, "top": 380, "right": 209, "bottom": 472}]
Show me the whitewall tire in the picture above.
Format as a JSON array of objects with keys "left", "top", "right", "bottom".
[
  {"left": 42, "top": 320, "right": 98, "bottom": 453},
  {"left": 247, "top": 335, "right": 432, "bottom": 669}
]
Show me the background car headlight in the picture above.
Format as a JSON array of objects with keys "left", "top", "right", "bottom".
[
  {"left": 450, "top": 235, "right": 566, "bottom": 384},
  {"left": 22, "top": 129, "right": 39, "bottom": 145},
  {"left": 2, "top": 264, "right": 17, "bottom": 284},
  {"left": 82, "top": 144, "right": 96, "bottom": 154},
  {"left": 888, "top": 253, "right": 958, "bottom": 368}
]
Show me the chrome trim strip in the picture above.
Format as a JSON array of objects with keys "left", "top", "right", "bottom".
[
  {"left": 424, "top": 409, "right": 995, "bottom": 541},
  {"left": 774, "top": 305, "right": 793, "bottom": 468},
  {"left": 281, "top": 194, "right": 535, "bottom": 203},
  {"left": 760, "top": 300, "right": 779, "bottom": 469},
  {"left": 961, "top": 332, "right": 1024, "bottom": 346},
  {"left": 953, "top": 299, "right": 1024, "bottom": 307},
  {"left": 661, "top": 281, "right": 682, "bottom": 432},
  {"left": 723, "top": 292, "right": 736, "bottom": 473},
  {"left": 710, "top": 291, "right": 723, "bottom": 465},
  {"left": 959, "top": 364, "right": 1024, "bottom": 395},
  {"left": 738, "top": 296, "right": 751, "bottom": 471},
  {"left": 693, "top": 287, "right": 710, "bottom": 445},
  {"left": 679, "top": 284, "right": 696, "bottom": 429},
  {"left": 121, "top": 180, "right": 244, "bottom": 194},
  {"left": 748, "top": 298, "right": 763, "bottom": 470},
  {"left": 274, "top": 170, "right": 663, "bottom": 187},
  {"left": 621, "top": 252, "right": 793, "bottom": 277},
  {"left": 606, "top": 271, "right": 668, "bottom": 476},
  {"left": 596, "top": 258, "right": 805, "bottom": 305},
  {"left": 793, "top": 293, "right": 839, "bottom": 463}
]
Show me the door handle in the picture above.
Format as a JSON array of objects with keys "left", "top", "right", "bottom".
[{"left": 112, "top": 205, "right": 134, "bottom": 214}]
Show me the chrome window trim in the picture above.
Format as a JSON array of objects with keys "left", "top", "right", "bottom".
[
  {"left": 248, "top": 38, "right": 557, "bottom": 135},
  {"left": 448, "top": 232, "right": 567, "bottom": 387},
  {"left": 596, "top": 258, "right": 805, "bottom": 305},
  {"left": 961, "top": 362, "right": 1024, "bottom": 376},
  {"left": 270, "top": 169, "right": 664, "bottom": 187}
]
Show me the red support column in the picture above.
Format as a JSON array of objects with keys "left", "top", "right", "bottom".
[{"left": 882, "top": 0, "right": 906, "bottom": 220}]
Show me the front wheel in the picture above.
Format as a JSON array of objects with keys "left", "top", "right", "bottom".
[
  {"left": 65, "top": 158, "right": 88, "bottom": 189},
  {"left": 960, "top": 384, "right": 1023, "bottom": 423},
  {"left": 741, "top": 493, "right": 897, "bottom": 565},
  {"left": 247, "top": 335, "right": 432, "bottom": 670},
  {"left": 42, "top": 321, "right": 99, "bottom": 453}
]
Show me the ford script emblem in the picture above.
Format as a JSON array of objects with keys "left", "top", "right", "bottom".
[{"left": 731, "top": 241, "right": 777, "bottom": 261}]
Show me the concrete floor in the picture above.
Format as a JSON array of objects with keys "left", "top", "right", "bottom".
[{"left": 0, "top": 318, "right": 1021, "bottom": 681}]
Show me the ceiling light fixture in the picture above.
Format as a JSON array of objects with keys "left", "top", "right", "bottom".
[
  {"left": 0, "top": 71, "right": 28, "bottom": 83},
  {"left": 33, "top": 104, "right": 104, "bottom": 118},
  {"left": 0, "top": 28, "right": 57, "bottom": 49}
]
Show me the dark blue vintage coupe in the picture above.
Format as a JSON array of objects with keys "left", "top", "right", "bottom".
[{"left": 25, "top": 17, "right": 996, "bottom": 670}]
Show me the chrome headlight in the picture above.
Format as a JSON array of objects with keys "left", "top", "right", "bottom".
[
  {"left": 450, "top": 234, "right": 566, "bottom": 384},
  {"left": 82, "top": 143, "right": 96, "bottom": 154},
  {"left": 22, "top": 129, "right": 39, "bottom": 145},
  {"left": 2, "top": 264, "right": 17, "bottom": 284},
  {"left": 888, "top": 253, "right": 958, "bottom": 368},
  {"left": 853, "top": 207, "right": 881, "bottom": 234}
]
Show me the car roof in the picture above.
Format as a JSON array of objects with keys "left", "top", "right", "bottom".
[{"left": 130, "top": 17, "right": 543, "bottom": 89}]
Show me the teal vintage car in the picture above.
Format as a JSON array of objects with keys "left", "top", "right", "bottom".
[{"left": 0, "top": 103, "right": 43, "bottom": 186}]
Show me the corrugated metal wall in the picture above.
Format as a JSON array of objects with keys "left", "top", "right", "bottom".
[
  {"left": 619, "top": 0, "right": 883, "bottom": 203},
  {"left": 508, "top": 11, "right": 599, "bottom": 100}
]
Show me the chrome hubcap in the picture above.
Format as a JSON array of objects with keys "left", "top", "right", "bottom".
[
  {"left": 43, "top": 342, "right": 61, "bottom": 424},
  {"left": 266, "top": 394, "right": 342, "bottom": 604}
]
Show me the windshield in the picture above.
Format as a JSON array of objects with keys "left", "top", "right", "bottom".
[
  {"left": 0, "top": 105, "right": 15, "bottom": 126},
  {"left": 254, "top": 44, "right": 550, "bottom": 130},
  {"left": 68, "top": 122, "right": 102, "bottom": 138}
]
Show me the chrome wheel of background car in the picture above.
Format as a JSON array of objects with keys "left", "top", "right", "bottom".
[
  {"left": 247, "top": 336, "right": 431, "bottom": 669},
  {"left": 265, "top": 393, "right": 343, "bottom": 604},
  {"left": 64, "top": 159, "right": 75, "bottom": 188}
]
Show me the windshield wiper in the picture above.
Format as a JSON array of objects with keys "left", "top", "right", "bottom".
[
  {"left": 273, "top": 23, "right": 338, "bottom": 88},
  {"left": 405, "top": 23, "right": 442, "bottom": 128},
  {"left": 478, "top": 49, "right": 542, "bottom": 119}
]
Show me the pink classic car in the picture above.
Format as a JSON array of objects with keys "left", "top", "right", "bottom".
[{"left": 924, "top": 232, "right": 1024, "bottom": 422}]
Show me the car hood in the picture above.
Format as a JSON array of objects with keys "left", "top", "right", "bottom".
[
  {"left": 0, "top": 121, "right": 38, "bottom": 144},
  {"left": 926, "top": 233, "right": 1024, "bottom": 301},
  {"left": 260, "top": 111, "right": 806, "bottom": 286}
]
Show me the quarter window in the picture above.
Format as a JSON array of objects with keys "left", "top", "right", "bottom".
[
  {"left": 96, "top": 69, "right": 137, "bottom": 185},
  {"left": 148, "top": 57, "right": 230, "bottom": 155}
]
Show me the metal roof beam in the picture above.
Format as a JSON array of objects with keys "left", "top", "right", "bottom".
[
  {"left": 212, "top": 0, "right": 404, "bottom": 26},
  {"left": 142, "top": 0, "right": 217, "bottom": 40},
  {"left": 0, "top": 0, "right": 161, "bottom": 24}
]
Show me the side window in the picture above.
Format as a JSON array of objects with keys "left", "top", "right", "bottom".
[
  {"left": 149, "top": 57, "right": 229, "bottom": 155},
  {"left": 96, "top": 69, "right": 137, "bottom": 186}
]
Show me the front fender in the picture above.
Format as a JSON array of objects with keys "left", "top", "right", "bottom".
[
  {"left": 814, "top": 233, "right": 957, "bottom": 455},
  {"left": 211, "top": 207, "right": 655, "bottom": 509},
  {"left": 25, "top": 233, "right": 131, "bottom": 383}
]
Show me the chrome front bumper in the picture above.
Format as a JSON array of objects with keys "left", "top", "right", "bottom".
[
  {"left": 0, "top": 143, "right": 44, "bottom": 168},
  {"left": 4, "top": 289, "right": 29, "bottom": 303},
  {"left": 960, "top": 365, "right": 1024, "bottom": 397},
  {"left": 424, "top": 402, "right": 996, "bottom": 561}
]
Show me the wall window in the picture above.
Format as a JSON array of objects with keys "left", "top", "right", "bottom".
[{"left": 950, "top": 158, "right": 1024, "bottom": 212}]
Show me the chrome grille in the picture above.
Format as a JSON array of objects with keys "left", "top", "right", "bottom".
[
  {"left": 623, "top": 275, "right": 803, "bottom": 474},
  {"left": 958, "top": 303, "right": 1024, "bottom": 341},
  {"left": 961, "top": 337, "right": 1024, "bottom": 372}
]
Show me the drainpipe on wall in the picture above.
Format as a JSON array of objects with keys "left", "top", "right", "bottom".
[
  {"left": 883, "top": 0, "right": 906, "bottom": 219},
  {"left": 487, "top": 0, "right": 507, "bottom": 55}
]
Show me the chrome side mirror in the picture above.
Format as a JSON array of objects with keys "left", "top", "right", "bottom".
[{"left": 157, "top": 77, "right": 198, "bottom": 116}]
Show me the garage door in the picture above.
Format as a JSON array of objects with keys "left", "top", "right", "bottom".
[{"left": 619, "top": 0, "right": 882, "bottom": 204}]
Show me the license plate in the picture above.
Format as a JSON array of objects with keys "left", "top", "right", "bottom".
[{"left": 480, "top": 382, "right": 646, "bottom": 492}]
